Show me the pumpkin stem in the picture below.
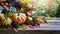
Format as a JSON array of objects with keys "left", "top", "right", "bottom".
[{"left": 18, "top": 13, "right": 20, "bottom": 16}]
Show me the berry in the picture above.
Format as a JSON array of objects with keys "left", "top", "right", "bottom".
[
  {"left": 24, "top": 21, "right": 30, "bottom": 25},
  {"left": 0, "top": 18, "right": 2, "bottom": 21},
  {"left": 30, "top": 22, "right": 36, "bottom": 26},
  {"left": 37, "top": 23, "right": 40, "bottom": 25}
]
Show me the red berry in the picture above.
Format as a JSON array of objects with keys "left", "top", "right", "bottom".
[
  {"left": 37, "top": 23, "right": 40, "bottom": 25},
  {"left": 0, "top": 18, "right": 2, "bottom": 21}
]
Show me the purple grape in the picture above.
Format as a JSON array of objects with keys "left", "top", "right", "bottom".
[
  {"left": 30, "top": 22, "right": 36, "bottom": 26},
  {"left": 31, "top": 17, "right": 37, "bottom": 26},
  {"left": 12, "top": 22, "right": 19, "bottom": 28},
  {"left": 29, "top": 25, "right": 36, "bottom": 29}
]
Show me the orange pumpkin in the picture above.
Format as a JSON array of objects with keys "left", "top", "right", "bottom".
[{"left": 12, "top": 13, "right": 26, "bottom": 24}]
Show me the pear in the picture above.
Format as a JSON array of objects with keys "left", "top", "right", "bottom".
[{"left": 28, "top": 16, "right": 33, "bottom": 22}]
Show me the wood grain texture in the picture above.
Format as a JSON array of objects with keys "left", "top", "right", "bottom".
[{"left": 0, "top": 30, "right": 60, "bottom": 34}]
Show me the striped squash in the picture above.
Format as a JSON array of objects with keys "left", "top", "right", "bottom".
[{"left": 1, "top": 17, "right": 12, "bottom": 27}]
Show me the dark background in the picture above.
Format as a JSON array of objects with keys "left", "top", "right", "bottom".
[{"left": 0, "top": 30, "right": 60, "bottom": 34}]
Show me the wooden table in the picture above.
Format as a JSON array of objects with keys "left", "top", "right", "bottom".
[{"left": 0, "top": 19, "right": 60, "bottom": 34}]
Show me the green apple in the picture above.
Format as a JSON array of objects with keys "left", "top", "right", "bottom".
[{"left": 28, "top": 17, "right": 33, "bottom": 22}]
